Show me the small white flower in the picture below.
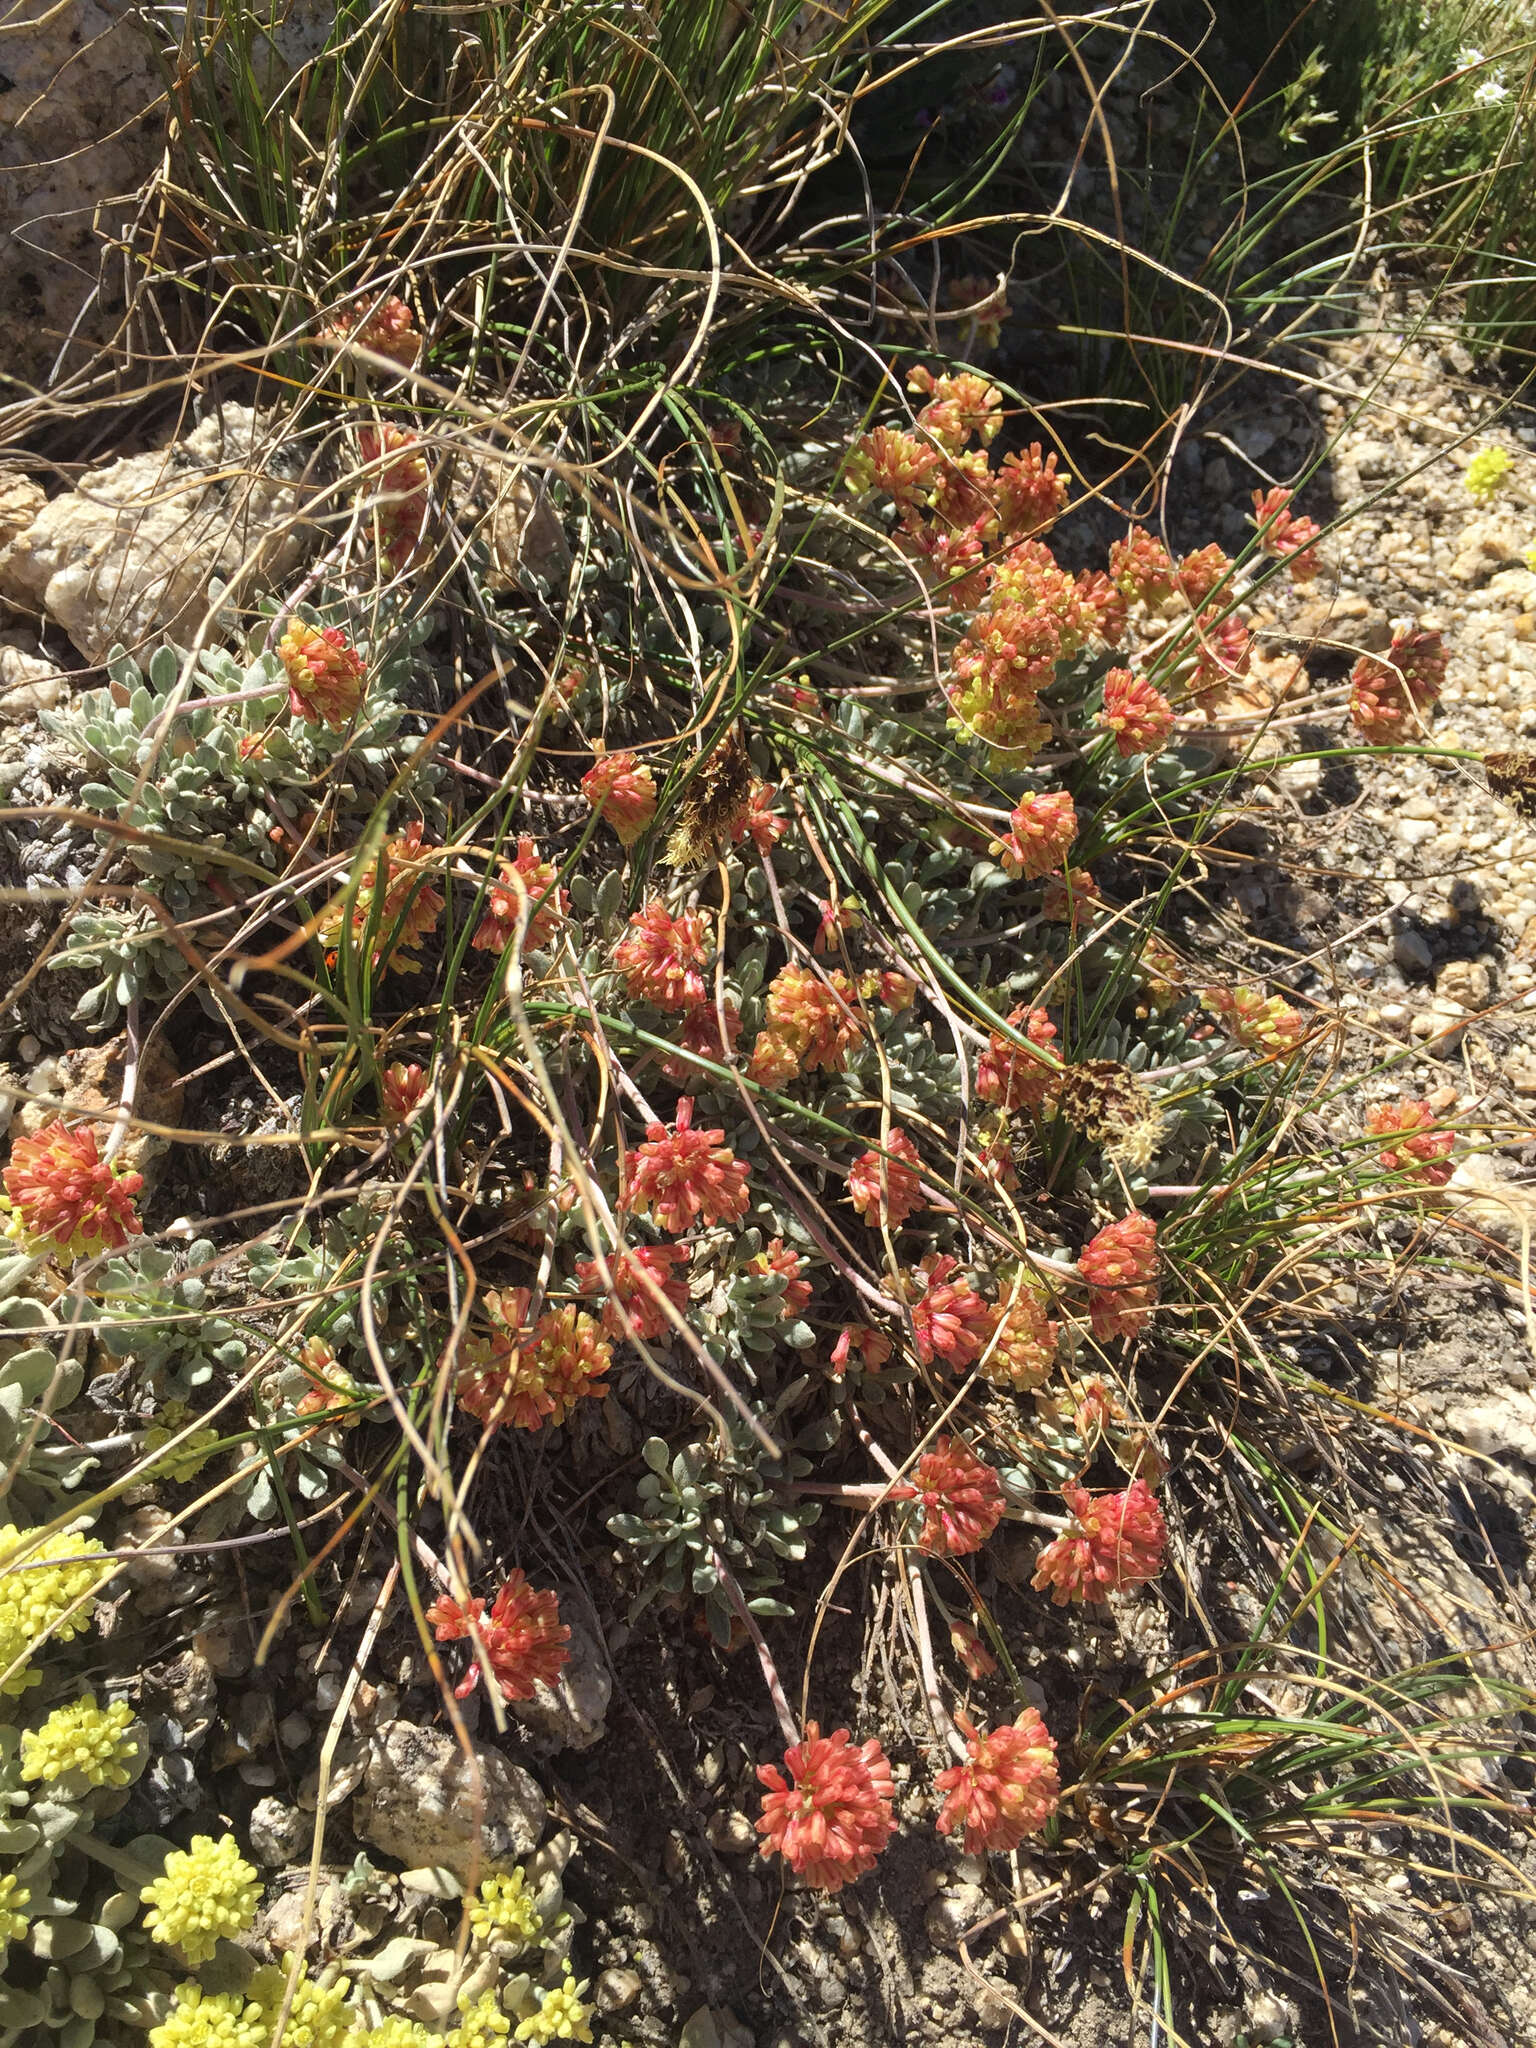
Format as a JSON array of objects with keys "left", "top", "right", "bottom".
[
  {"left": 1473, "top": 75, "right": 1509, "bottom": 105},
  {"left": 1457, "top": 44, "right": 1487, "bottom": 69}
]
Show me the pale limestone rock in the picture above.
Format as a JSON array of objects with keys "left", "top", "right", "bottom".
[
  {"left": 0, "top": 1, "right": 164, "bottom": 389},
  {"left": 0, "top": 405, "right": 318, "bottom": 661},
  {"left": 353, "top": 1721, "right": 546, "bottom": 1882},
  {"left": 509, "top": 1616, "right": 610, "bottom": 1752}
]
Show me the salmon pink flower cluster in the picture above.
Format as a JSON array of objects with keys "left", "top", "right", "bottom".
[
  {"left": 978, "top": 1282, "right": 1059, "bottom": 1390},
  {"left": 1202, "top": 984, "right": 1308, "bottom": 1056},
  {"left": 626, "top": 1098, "right": 750, "bottom": 1232},
  {"left": 755, "top": 1724, "right": 896, "bottom": 1891},
  {"left": 830, "top": 1323, "right": 894, "bottom": 1377},
  {"left": 747, "top": 1237, "right": 813, "bottom": 1318},
  {"left": 1079, "top": 1211, "right": 1159, "bottom": 1341},
  {"left": 277, "top": 619, "right": 366, "bottom": 729},
  {"left": 322, "top": 292, "right": 421, "bottom": 369},
  {"left": 320, "top": 818, "right": 444, "bottom": 973},
  {"left": 908, "top": 1254, "right": 993, "bottom": 1370},
  {"left": 576, "top": 1243, "right": 691, "bottom": 1343},
  {"left": 976, "top": 1006, "right": 1058, "bottom": 1111},
  {"left": 473, "top": 837, "right": 567, "bottom": 954},
  {"left": 1349, "top": 627, "right": 1447, "bottom": 743},
  {"left": 935, "top": 1710, "right": 1061, "bottom": 1852},
  {"left": 380, "top": 1061, "right": 429, "bottom": 1123},
  {"left": 1098, "top": 667, "right": 1175, "bottom": 758},
  {"left": 1365, "top": 1098, "right": 1455, "bottom": 1187},
  {"left": 748, "top": 964, "right": 866, "bottom": 1086},
  {"left": 357, "top": 422, "right": 429, "bottom": 571},
  {"left": 581, "top": 751, "right": 658, "bottom": 849},
  {"left": 1032, "top": 1478, "right": 1168, "bottom": 1603},
  {"left": 848, "top": 1128, "right": 926, "bottom": 1228},
  {"left": 614, "top": 901, "right": 710, "bottom": 1011},
  {"left": 990, "top": 790, "right": 1077, "bottom": 878},
  {"left": 426, "top": 1571, "right": 569, "bottom": 1701},
  {"left": 908, "top": 1435, "right": 1005, "bottom": 1557},
  {"left": 1, "top": 1122, "right": 143, "bottom": 1263},
  {"left": 456, "top": 1290, "right": 611, "bottom": 1433},
  {"left": 1251, "top": 486, "right": 1322, "bottom": 579}
]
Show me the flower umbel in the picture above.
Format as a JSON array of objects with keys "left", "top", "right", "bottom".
[
  {"left": 848, "top": 1128, "right": 926, "bottom": 1228},
  {"left": 0, "top": 1524, "right": 112, "bottom": 1695},
  {"left": 1365, "top": 1098, "right": 1455, "bottom": 1188},
  {"left": 21, "top": 1692, "right": 137, "bottom": 1787},
  {"left": 513, "top": 1970, "right": 594, "bottom": 2044},
  {"left": 908, "top": 1254, "right": 993, "bottom": 1371},
  {"left": 627, "top": 1098, "right": 750, "bottom": 1232},
  {"left": 1079, "top": 1211, "right": 1159, "bottom": 1342},
  {"left": 141, "top": 1832, "right": 262, "bottom": 1964},
  {"left": 2, "top": 1120, "right": 143, "bottom": 1262},
  {"left": 426, "top": 1570, "right": 571, "bottom": 1702},
  {"left": 935, "top": 1710, "right": 1060, "bottom": 1852},
  {"left": 581, "top": 751, "right": 657, "bottom": 849},
  {"left": 756, "top": 1723, "right": 896, "bottom": 1891},
  {"left": 1465, "top": 444, "right": 1512, "bottom": 502},
  {"left": 908, "top": 1436, "right": 1005, "bottom": 1557},
  {"left": 1032, "top": 1479, "right": 1167, "bottom": 1603},
  {"left": 1098, "top": 667, "right": 1175, "bottom": 758},
  {"left": 473, "top": 837, "right": 567, "bottom": 954},
  {"left": 277, "top": 619, "right": 366, "bottom": 729},
  {"left": 614, "top": 901, "right": 709, "bottom": 1012}
]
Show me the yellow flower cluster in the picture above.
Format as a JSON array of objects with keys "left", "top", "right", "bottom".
[
  {"left": 150, "top": 1968, "right": 353, "bottom": 2048},
  {"left": 21, "top": 1692, "right": 138, "bottom": 1787},
  {"left": 514, "top": 1973, "right": 594, "bottom": 2046},
  {"left": 350, "top": 2021, "right": 435, "bottom": 2048},
  {"left": 0, "top": 1871, "right": 31, "bottom": 1949},
  {"left": 451, "top": 1989, "right": 512, "bottom": 2048},
  {"left": 469, "top": 1868, "right": 545, "bottom": 1949},
  {"left": 149, "top": 1986, "right": 271, "bottom": 2048},
  {"left": 141, "top": 1833, "right": 262, "bottom": 1964},
  {"left": 0, "top": 1524, "right": 112, "bottom": 1695},
  {"left": 1465, "top": 443, "right": 1512, "bottom": 502}
]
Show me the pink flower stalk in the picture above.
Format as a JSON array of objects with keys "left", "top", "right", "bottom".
[
  {"left": 1364, "top": 1098, "right": 1455, "bottom": 1188},
  {"left": 991, "top": 790, "right": 1078, "bottom": 880},
  {"left": 1108, "top": 526, "right": 1176, "bottom": 605},
  {"left": 581, "top": 751, "right": 657, "bottom": 849},
  {"left": 909, "top": 1436, "right": 1005, "bottom": 1557},
  {"left": 322, "top": 293, "right": 421, "bottom": 369},
  {"left": 1202, "top": 985, "right": 1307, "bottom": 1056},
  {"left": 1098, "top": 667, "right": 1175, "bottom": 758},
  {"left": 1032, "top": 1478, "right": 1167, "bottom": 1603},
  {"left": 321, "top": 819, "right": 444, "bottom": 973},
  {"left": 1, "top": 1122, "right": 143, "bottom": 1262},
  {"left": 909, "top": 1254, "right": 993, "bottom": 1372},
  {"left": 976, "top": 1006, "right": 1057, "bottom": 1112},
  {"left": 1350, "top": 629, "right": 1448, "bottom": 743},
  {"left": 829, "top": 1324, "right": 894, "bottom": 1377},
  {"left": 426, "top": 1570, "right": 570, "bottom": 1701},
  {"left": 380, "top": 1061, "right": 429, "bottom": 1123},
  {"left": 357, "top": 422, "right": 429, "bottom": 571},
  {"left": 1174, "top": 543, "right": 1231, "bottom": 608},
  {"left": 1251, "top": 487, "right": 1322, "bottom": 580},
  {"left": 755, "top": 1724, "right": 896, "bottom": 1892},
  {"left": 748, "top": 1237, "right": 812, "bottom": 1318},
  {"left": 576, "top": 1242, "right": 691, "bottom": 1343},
  {"left": 935, "top": 1711, "right": 1061, "bottom": 1852},
  {"left": 614, "top": 901, "right": 710, "bottom": 1013},
  {"left": 627, "top": 1098, "right": 750, "bottom": 1233},
  {"left": 1079, "top": 1210, "right": 1159, "bottom": 1342},
  {"left": 277, "top": 619, "right": 367, "bottom": 728},
  {"left": 658, "top": 1000, "right": 742, "bottom": 1084},
  {"left": 471, "top": 837, "right": 567, "bottom": 955},
  {"left": 848, "top": 1128, "right": 926, "bottom": 1229},
  {"left": 456, "top": 1292, "right": 611, "bottom": 1433}
]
